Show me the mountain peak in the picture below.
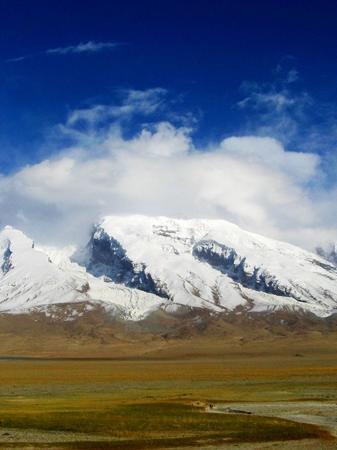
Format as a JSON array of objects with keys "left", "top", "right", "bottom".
[
  {"left": 1, "top": 217, "right": 337, "bottom": 320},
  {"left": 0, "top": 225, "right": 34, "bottom": 251},
  {"left": 80, "top": 215, "right": 337, "bottom": 318},
  {"left": 0, "top": 224, "right": 162, "bottom": 319}
]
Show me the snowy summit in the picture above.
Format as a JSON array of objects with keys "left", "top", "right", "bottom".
[{"left": 1, "top": 216, "right": 337, "bottom": 320}]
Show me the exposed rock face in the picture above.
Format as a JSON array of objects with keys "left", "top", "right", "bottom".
[
  {"left": 84, "top": 228, "right": 169, "bottom": 298},
  {"left": 1, "top": 240, "right": 12, "bottom": 274},
  {"left": 192, "top": 240, "right": 290, "bottom": 297}
]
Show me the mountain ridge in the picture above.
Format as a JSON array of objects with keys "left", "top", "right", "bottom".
[{"left": 1, "top": 215, "right": 337, "bottom": 321}]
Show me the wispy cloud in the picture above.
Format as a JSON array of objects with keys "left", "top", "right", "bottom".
[
  {"left": 7, "top": 41, "right": 120, "bottom": 62},
  {"left": 237, "top": 68, "right": 313, "bottom": 145},
  {"left": 46, "top": 41, "right": 119, "bottom": 55},
  {"left": 7, "top": 55, "right": 27, "bottom": 63},
  {"left": 66, "top": 88, "right": 168, "bottom": 128},
  {"left": 237, "top": 65, "right": 337, "bottom": 172}
]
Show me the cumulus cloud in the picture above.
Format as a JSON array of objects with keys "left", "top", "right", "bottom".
[
  {"left": 0, "top": 89, "right": 336, "bottom": 250},
  {"left": 220, "top": 136, "right": 319, "bottom": 183}
]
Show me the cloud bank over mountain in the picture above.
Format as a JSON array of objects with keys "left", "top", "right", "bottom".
[{"left": 0, "top": 88, "right": 336, "bottom": 249}]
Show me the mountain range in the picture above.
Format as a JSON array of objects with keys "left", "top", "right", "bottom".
[{"left": 1, "top": 215, "right": 337, "bottom": 322}]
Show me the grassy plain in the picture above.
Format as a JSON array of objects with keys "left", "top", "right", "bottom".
[
  {"left": 0, "top": 352, "right": 335, "bottom": 449},
  {"left": 0, "top": 309, "right": 336, "bottom": 448}
]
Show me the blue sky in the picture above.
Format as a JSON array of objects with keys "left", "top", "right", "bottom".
[
  {"left": 0, "top": 0, "right": 337, "bottom": 248},
  {"left": 1, "top": 0, "right": 337, "bottom": 169}
]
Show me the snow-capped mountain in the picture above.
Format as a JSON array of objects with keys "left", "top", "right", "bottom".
[
  {"left": 1, "top": 216, "right": 337, "bottom": 320},
  {"left": 76, "top": 215, "right": 337, "bottom": 318},
  {"left": 0, "top": 226, "right": 162, "bottom": 320}
]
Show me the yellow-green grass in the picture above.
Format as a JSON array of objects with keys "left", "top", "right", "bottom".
[
  {"left": 0, "top": 357, "right": 335, "bottom": 448},
  {"left": 0, "top": 403, "right": 328, "bottom": 449}
]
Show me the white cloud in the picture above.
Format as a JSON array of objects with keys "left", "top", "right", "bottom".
[
  {"left": 286, "top": 69, "right": 299, "bottom": 83},
  {"left": 238, "top": 91, "right": 296, "bottom": 111},
  {"left": 237, "top": 74, "right": 312, "bottom": 145},
  {"left": 7, "top": 41, "right": 119, "bottom": 62},
  {"left": 220, "top": 136, "right": 319, "bottom": 182},
  {"left": 46, "top": 41, "right": 119, "bottom": 55},
  {"left": 0, "top": 93, "right": 337, "bottom": 250},
  {"left": 66, "top": 88, "right": 168, "bottom": 127}
]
